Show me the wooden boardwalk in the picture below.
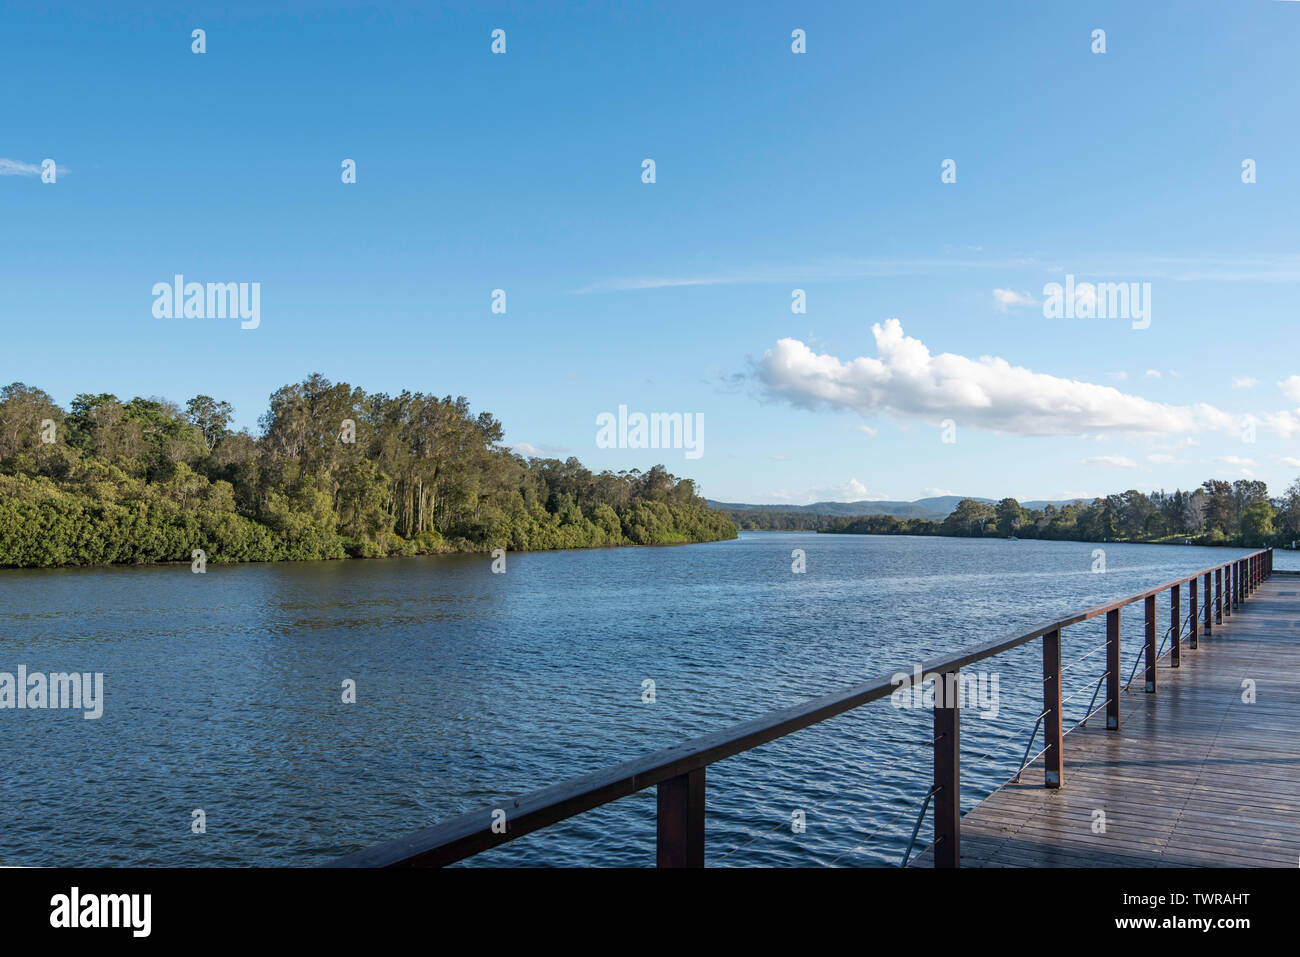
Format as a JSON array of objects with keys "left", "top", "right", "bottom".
[{"left": 914, "top": 573, "right": 1300, "bottom": 867}]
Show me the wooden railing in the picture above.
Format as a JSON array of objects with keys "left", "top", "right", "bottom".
[{"left": 330, "top": 547, "right": 1274, "bottom": 868}]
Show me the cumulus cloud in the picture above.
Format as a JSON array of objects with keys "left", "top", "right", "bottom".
[
  {"left": 992, "top": 288, "right": 1037, "bottom": 310},
  {"left": 755, "top": 319, "right": 1237, "bottom": 437},
  {"left": 1232, "top": 376, "right": 1259, "bottom": 389},
  {"left": 1217, "top": 455, "right": 1256, "bottom": 467},
  {"left": 1281, "top": 456, "right": 1300, "bottom": 469},
  {"left": 1279, "top": 375, "right": 1300, "bottom": 403}
]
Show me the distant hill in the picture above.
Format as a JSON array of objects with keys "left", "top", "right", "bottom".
[{"left": 708, "top": 496, "right": 1085, "bottom": 521}]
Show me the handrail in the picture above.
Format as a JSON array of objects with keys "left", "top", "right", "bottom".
[{"left": 329, "top": 546, "right": 1273, "bottom": 868}]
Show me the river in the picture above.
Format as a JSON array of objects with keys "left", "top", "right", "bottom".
[{"left": 1, "top": 534, "right": 1284, "bottom": 867}]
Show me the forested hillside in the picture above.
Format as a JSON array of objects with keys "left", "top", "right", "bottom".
[{"left": 0, "top": 375, "right": 736, "bottom": 567}]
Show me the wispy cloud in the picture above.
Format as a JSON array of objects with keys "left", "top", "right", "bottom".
[
  {"left": 579, "top": 251, "right": 1300, "bottom": 294},
  {"left": 766, "top": 477, "right": 876, "bottom": 504},
  {"left": 1081, "top": 455, "right": 1144, "bottom": 470},
  {"left": 0, "top": 157, "right": 67, "bottom": 177},
  {"left": 573, "top": 256, "right": 1038, "bottom": 294}
]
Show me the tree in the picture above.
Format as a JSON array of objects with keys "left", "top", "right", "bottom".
[
  {"left": 1200, "top": 480, "right": 1234, "bottom": 535},
  {"left": 942, "top": 499, "right": 996, "bottom": 537},
  {"left": 185, "top": 396, "right": 234, "bottom": 451},
  {"left": 995, "top": 498, "right": 1024, "bottom": 536},
  {"left": 1239, "top": 501, "right": 1276, "bottom": 546},
  {"left": 1277, "top": 477, "right": 1300, "bottom": 543}
]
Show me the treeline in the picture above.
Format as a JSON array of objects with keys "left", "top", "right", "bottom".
[
  {"left": 0, "top": 376, "right": 736, "bottom": 568},
  {"left": 821, "top": 480, "right": 1300, "bottom": 547},
  {"left": 727, "top": 510, "right": 842, "bottom": 532}
]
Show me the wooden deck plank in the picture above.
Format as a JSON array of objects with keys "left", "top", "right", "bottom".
[{"left": 911, "top": 575, "right": 1299, "bottom": 868}]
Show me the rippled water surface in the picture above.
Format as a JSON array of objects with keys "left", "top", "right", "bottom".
[{"left": 2, "top": 534, "right": 1284, "bottom": 867}]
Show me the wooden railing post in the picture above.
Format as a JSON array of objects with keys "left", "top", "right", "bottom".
[
  {"left": 1144, "top": 595, "right": 1158, "bottom": 692},
  {"left": 1188, "top": 576, "right": 1198, "bottom": 649},
  {"left": 1043, "top": 629, "right": 1063, "bottom": 787},
  {"left": 933, "top": 671, "right": 960, "bottom": 867},
  {"left": 1203, "top": 571, "right": 1212, "bottom": 636},
  {"left": 656, "top": 768, "right": 705, "bottom": 867},
  {"left": 1216, "top": 567, "right": 1223, "bottom": 623},
  {"left": 1225, "top": 565, "right": 1232, "bottom": 618},
  {"left": 1170, "top": 583, "right": 1181, "bottom": 667},
  {"left": 1106, "top": 609, "right": 1121, "bottom": 730}
]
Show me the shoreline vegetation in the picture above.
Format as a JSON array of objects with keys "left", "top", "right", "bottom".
[
  {"left": 724, "top": 482, "right": 1300, "bottom": 550},
  {"left": 0, "top": 376, "right": 737, "bottom": 569}
]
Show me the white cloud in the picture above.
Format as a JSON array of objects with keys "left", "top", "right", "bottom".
[
  {"left": 510, "top": 442, "right": 570, "bottom": 458},
  {"left": 1217, "top": 455, "right": 1256, "bottom": 467},
  {"left": 1232, "top": 376, "right": 1259, "bottom": 389},
  {"left": 1081, "top": 455, "right": 1143, "bottom": 470},
  {"left": 770, "top": 454, "right": 791, "bottom": 461},
  {"left": 0, "top": 158, "right": 68, "bottom": 177},
  {"left": 852, "top": 424, "right": 878, "bottom": 437},
  {"left": 1105, "top": 371, "right": 1128, "bottom": 381},
  {"left": 1264, "top": 409, "right": 1300, "bottom": 438},
  {"left": 1144, "top": 369, "right": 1162, "bottom": 379},
  {"left": 1280, "top": 456, "right": 1300, "bottom": 469},
  {"left": 1146, "top": 453, "right": 1178, "bottom": 464},
  {"left": 768, "top": 478, "right": 875, "bottom": 504},
  {"left": 992, "top": 288, "right": 1037, "bottom": 310},
  {"left": 573, "top": 255, "right": 1040, "bottom": 294},
  {"left": 1279, "top": 375, "right": 1300, "bottom": 403},
  {"left": 755, "top": 319, "right": 1237, "bottom": 437},
  {"left": 922, "top": 487, "right": 957, "bottom": 497}
]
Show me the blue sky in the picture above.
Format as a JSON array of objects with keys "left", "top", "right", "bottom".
[{"left": 4, "top": 1, "right": 1300, "bottom": 504}]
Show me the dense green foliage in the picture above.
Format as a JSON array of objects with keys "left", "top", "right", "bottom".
[
  {"left": 818, "top": 480, "right": 1300, "bottom": 548},
  {"left": 0, "top": 377, "right": 736, "bottom": 567}
]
